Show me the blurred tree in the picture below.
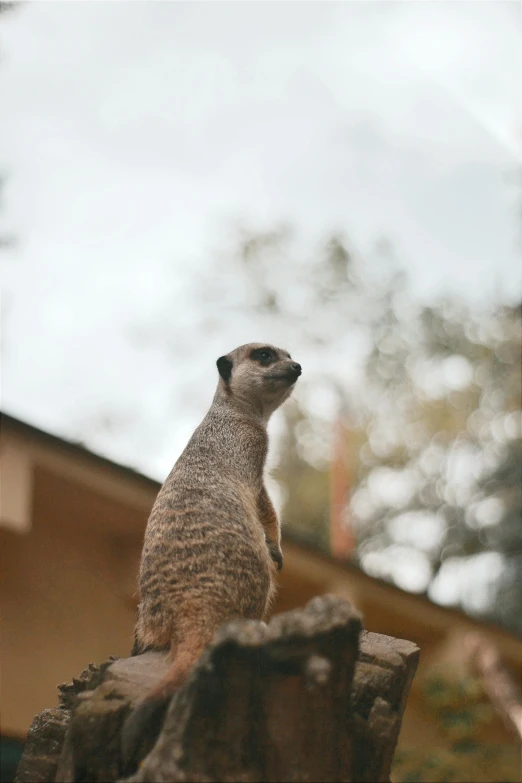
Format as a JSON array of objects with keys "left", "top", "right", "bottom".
[
  {"left": 0, "top": 178, "right": 16, "bottom": 251},
  {"left": 0, "top": 2, "right": 16, "bottom": 16},
  {"left": 350, "top": 295, "right": 521, "bottom": 634},
  {"left": 131, "top": 226, "right": 522, "bottom": 635}
]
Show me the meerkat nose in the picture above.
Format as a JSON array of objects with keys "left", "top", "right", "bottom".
[{"left": 290, "top": 363, "right": 302, "bottom": 377}]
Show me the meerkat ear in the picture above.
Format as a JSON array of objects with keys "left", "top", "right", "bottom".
[{"left": 216, "top": 356, "right": 233, "bottom": 382}]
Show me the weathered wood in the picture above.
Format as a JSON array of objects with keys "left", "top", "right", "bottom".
[
  {"left": 55, "top": 654, "right": 170, "bottom": 783},
  {"left": 15, "top": 659, "right": 116, "bottom": 783},
  {"left": 351, "top": 632, "right": 419, "bottom": 782},
  {"left": 16, "top": 595, "right": 419, "bottom": 783},
  {"left": 15, "top": 708, "right": 69, "bottom": 783},
  {"left": 125, "top": 595, "right": 362, "bottom": 783}
]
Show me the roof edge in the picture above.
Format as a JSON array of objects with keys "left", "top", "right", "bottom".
[{"left": 2, "top": 410, "right": 521, "bottom": 645}]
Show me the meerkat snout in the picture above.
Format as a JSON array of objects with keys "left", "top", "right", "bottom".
[
  {"left": 286, "top": 362, "right": 302, "bottom": 379},
  {"left": 262, "top": 355, "right": 301, "bottom": 384}
]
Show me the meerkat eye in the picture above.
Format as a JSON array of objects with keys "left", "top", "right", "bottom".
[{"left": 251, "top": 347, "right": 275, "bottom": 365}]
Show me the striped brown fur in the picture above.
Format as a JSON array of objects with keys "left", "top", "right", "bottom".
[{"left": 121, "top": 343, "right": 301, "bottom": 764}]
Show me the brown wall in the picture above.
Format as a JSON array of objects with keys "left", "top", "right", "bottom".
[{"left": 1, "top": 465, "right": 143, "bottom": 736}]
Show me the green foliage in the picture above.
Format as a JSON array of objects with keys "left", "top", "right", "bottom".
[{"left": 392, "top": 667, "right": 521, "bottom": 782}]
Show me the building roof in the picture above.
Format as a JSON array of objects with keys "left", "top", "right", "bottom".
[{"left": 2, "top": 409, "right": 521, "bottom": 653}]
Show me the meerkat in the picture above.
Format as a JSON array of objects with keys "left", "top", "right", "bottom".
[{"left": 121, "top": 343, "right": 301, "bottom": 760}]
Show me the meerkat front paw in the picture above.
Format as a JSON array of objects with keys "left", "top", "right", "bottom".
[{"left": 265, "top": 534, "right": 284, "bottom": 571}]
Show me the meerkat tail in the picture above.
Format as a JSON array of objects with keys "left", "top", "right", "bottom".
[{"left": 121, "top": 634, "right": 209, "bottom": 767}]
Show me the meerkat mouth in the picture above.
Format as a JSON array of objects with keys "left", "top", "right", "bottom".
[{"left": 265, "top": 373, "right": 299, "bottom": 383}]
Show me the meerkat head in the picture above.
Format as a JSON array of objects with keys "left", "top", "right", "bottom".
[{"left": 216, "top": 343, "right": 302, "bottom": 419}]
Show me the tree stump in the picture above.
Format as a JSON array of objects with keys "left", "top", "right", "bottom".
[{"left": 15, "top": 595, "right": 419, "bottom": 783}]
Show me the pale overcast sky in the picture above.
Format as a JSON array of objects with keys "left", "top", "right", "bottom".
[{"left": 1, "top": 1, "right": 521, "bottom": 478}]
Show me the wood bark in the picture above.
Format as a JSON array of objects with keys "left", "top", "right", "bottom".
[{"left": 15, "top": 595, "right": 419, "bottom": 783}]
